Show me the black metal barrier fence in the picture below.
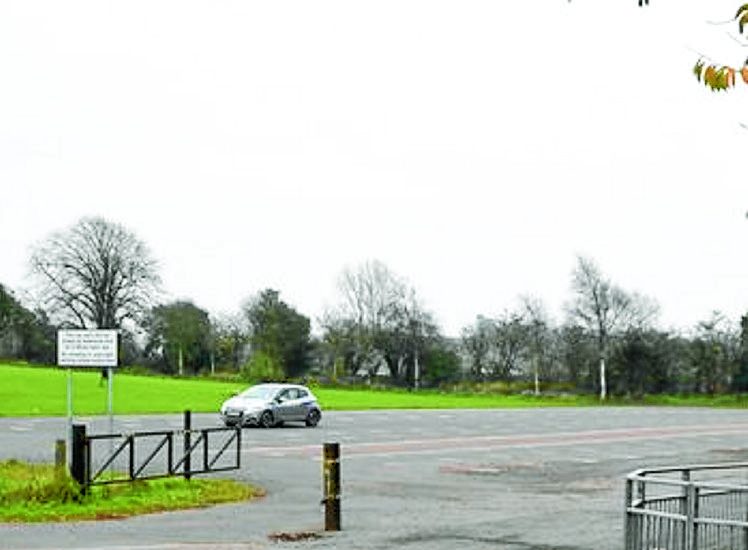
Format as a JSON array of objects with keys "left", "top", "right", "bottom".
[{"left": 71, "top": 411, "right": 241, "bottom": 491}]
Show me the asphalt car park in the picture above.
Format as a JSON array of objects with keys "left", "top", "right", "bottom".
[{"left": 2, "top": 407, "right": 748, "bottom": 550}]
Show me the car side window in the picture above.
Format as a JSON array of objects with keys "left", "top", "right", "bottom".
[
  {"left": 298, "top": 389, "right": 308, "bottom": 399},
  {"left": 286, "top": 388, "right": 299, "bottom": 400},
  {"left": 277, "top": 390, "right": 289, "bottom": 401}
]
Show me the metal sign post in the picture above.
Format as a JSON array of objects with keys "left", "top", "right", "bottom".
[
  {"left": 106, "top": 366, "right": 115, "bottom": 465},
  {"left": 67, "top": 369, "right": 73, "bottom": 458},
  {"left": 107, "top": 366, "right": 114, "bottom": 439}
]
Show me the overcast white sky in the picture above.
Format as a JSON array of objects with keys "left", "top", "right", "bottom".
[{"left": 1, "top": 0, "right": 748, "bottom": 336}]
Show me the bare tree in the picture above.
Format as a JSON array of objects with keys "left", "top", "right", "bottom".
[
  {"left": 461, "top": 315, "right": 495, "bottom": 380},
  {"left": 336, "top": 259, "right": 408, "bottom": 333},
  {"left": 387, "top": 289, "right": 435, "bottom": 388},
  {"left": 461, "top": 311, "right": 529, "bottom": 383},
  {"left": 328, "top": 259, "right": 407, "bottom": 367},
  {"left": 521, "top": 295, "right": 552, "bottom": 395},
  {"left": 491, "top": 310, "right": 529, "bottom": 381},
  {"left": 566, "top": 256, "right": 658, "bottom": 400},
  {"left": 30, "top": 217, "right": 160, "bottom": 329},
  {"left": 326, "top": 259, "right": 433, "bottom": 385},
  {"left": 213, "top": 311, "right": 250, "bottom": 371},
  {"left": 690, "top": 311, "right": 738, "bottom": 394}
]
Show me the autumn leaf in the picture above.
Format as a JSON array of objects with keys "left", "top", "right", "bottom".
[
  {"left": 716, "top": 68, "right": 729, "bottom": 90},
  {"left": 726, "top": 67, "right": 736, "bottom": 88},
  {"left": 702, "top": 66, "right": 733, "bottom": 91},
  {"left": 693, "top": 61, "right": 705, "bottom": 82},
  {"left": 704, "top": 65, "right": 716, "bottom": 88}
]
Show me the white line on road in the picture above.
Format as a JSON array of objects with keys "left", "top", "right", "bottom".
[
  {"left": 8, "top": 426, "right": 31, "bottom": 432},
  {"left": 238, "top": 422, "right": 748, "bottom": 460}
]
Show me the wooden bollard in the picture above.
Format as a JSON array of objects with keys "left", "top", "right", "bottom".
[
  {"left": 54, "top": 439, "right": 66, "bottom": 479},
  {"left": 322, "top": 442, "right": 341, "bottom": 531}
]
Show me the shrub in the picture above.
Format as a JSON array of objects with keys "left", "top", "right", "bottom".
[{"left": 240, "top": 352, "right": 283, "bottom": 382}]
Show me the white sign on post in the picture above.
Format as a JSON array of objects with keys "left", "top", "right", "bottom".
[
  {"left": 58, "top": 329, "right": 119, "bottom": 466},
  {"left": 57, "top": 329, "right": 118, "bottom": 367}
]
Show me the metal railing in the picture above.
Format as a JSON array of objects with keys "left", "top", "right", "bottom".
[
  {"left": 85, "top": 427, "right": 241, "bottom": 487},
  {"left": 71, "top": 412, "right": 241, "bottom": 491},
  {"left": 625, "top": 462, "right": 748, "bottom": 550}
]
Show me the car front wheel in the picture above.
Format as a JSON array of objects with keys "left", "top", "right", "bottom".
[
  {"left": 305, "top": 409, "right": 321, "bottom": 427},
  {"left": 259, "top": 410, "right": 275, "bottom": 428}
]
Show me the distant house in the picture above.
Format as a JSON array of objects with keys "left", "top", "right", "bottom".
[{"left": 355, "top": 349, "right": 392, "bottom": 379}]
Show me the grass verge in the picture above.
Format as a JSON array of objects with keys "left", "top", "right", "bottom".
[{"left": 0, "top": 459, "right": 263, "bottom": 522}]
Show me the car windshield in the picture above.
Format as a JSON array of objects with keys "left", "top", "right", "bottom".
[{"left": 239, "top": 386, "right": 277, "bottom": 400}]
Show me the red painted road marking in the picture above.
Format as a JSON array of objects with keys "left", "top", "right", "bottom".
[{"left": 242, "top": 423, "right": 748, "bottom": 459}]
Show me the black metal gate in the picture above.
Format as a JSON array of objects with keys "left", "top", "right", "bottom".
[{"left": 71, "top": 412, "right": 241, "bottom": 490}]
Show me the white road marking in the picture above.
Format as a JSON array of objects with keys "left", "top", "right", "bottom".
[{"left": 239, "top": 422, "right": 748, "bottom": 460}]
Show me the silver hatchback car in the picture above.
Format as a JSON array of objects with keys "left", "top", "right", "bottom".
[{"left": 220, "top": 383, "right": 322, "bottom": 428}]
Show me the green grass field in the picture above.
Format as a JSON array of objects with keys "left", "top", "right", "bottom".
[
  {"left": 0, "top": 363, "right": 743, "bottom": 416},
  {"left": 0, "top": 459, "right": 262, "bottom": 522},
  {"left": 0, "top": 363, "right": 596, "bottom": 416},
  {"left": 0, "top": 364, "right": 245, "bottom": 416}
]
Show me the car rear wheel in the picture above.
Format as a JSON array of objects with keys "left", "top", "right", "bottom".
[
  {"left": 259, "top": 410, "right": 275, "bottom": 428},
  {"left": 305, "top": 409, "right": 321, "bottom": 427}
]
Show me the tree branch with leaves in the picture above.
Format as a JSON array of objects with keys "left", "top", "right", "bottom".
[{"left": 693, "top": 4, "right": 748, "bottom": 91}]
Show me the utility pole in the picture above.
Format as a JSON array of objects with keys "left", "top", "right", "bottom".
[
  {"left": 413, "top": 317, "right": 421, "bottom": 390},
  {"left": 414, "top": 349, "right": 420, "bottom": 390}
]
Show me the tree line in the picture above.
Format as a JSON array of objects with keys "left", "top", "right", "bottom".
[{"left": 2, "top": 216, "right": 747, "bottom": 399}]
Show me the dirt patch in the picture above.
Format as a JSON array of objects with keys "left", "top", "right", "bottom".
[{"left": 268, "top": 531, "right": 323, "bottom": 543}]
